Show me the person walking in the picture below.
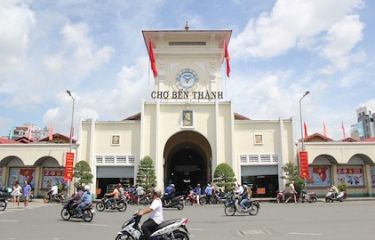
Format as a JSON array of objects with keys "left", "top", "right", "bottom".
[
  {"left": 22, "top": 180, "right": 32, "bottom": 208},
  {"left": 205, "top": 183, "right": 213, "bottom": 204},
  {"left": 11, "top": 181, "right": 22, "bottom": 208},
  {"left": 285, "top": 181, "right": 297, "bottom": 203}
]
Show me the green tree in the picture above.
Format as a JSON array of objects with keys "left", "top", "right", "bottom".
[
  {"left": 213, "top": 163, "right": 236, "bottom": 192},
  {"left": 281, "top": 162, "right": 304, "bottom": 193},
  {"left": 136, "top": 156, "right": 156, "bottom": 192},
  {"left": 73, "top": 160, "right": 93, "bottom": 187}
]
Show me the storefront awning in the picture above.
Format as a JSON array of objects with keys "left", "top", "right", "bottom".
[{"left": 241, "top": 165, "right": 278, "bottom": 176}]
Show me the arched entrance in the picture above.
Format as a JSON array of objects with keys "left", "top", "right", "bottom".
[{"left": 164, "top": 131, "right": 212, "bottom": 194}]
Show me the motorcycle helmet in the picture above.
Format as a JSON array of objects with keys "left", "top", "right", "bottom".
[{"left": 84, "top": 185, "right": 90, "bottom": 191}]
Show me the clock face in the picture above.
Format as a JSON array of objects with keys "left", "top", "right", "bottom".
[{"left": 176, "top": 69, "right": 198, "bottom": 89}]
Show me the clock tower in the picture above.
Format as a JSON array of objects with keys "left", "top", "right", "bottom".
[{"left": 143, "top": 28, "right": 231, "bottom": 101}]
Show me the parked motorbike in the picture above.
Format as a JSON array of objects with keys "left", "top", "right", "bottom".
[
  {"left": 300, "top": 190, "right": 318, "bottom": 203},
  {"left": 162, "top": 195, "right": 184, "bottom": 210},
  {"left": 61, "top": 200, "right": 94, "bottom": 222},
  {"left": 224, "top": 195, "right": 260, "bottom": 216},
  {"left": 0, "top": 189, "right": 11, "bottom": 211},
  {"left": 44, "top": 192, "right": 65, "bottom": 203},
  {"left": 115, "top": 214, "right": 190, "bottom": 240},
  {"left": 185, "top": 192, "right": 207, "bottom": 205},
  {"left": 96, "top": 196, "right": 127, "bottom": 212},
  {"left": 325, "top": 191, "right": 345, "bottom": 202},
  {"left": 276, "top": 191, "right": 286, "bottom": 203}
]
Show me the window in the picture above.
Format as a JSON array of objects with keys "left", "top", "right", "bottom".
[
  {"left": 260, "top": 154, "right": 271, "bottom": 163},
  {"left": 182, "top": 110, "right": 193, "bottom": 127},
  {"left": 254, "top": 134, "right": 263, "bottom": 145},
  {"left": 116, "top": 155, "right": 127, "bottom": 164},
  {"left": 249, "top": 155, "right": 259, "bottom": 163},
  {"left": 111, "top": 135, "right": 120, "bottom": 145},
  {"left": 104, "top": 156, "right": 115, "bottom": 164},
  {"left": 96, "top": 156, "right": 103, "bottom": 164},
  {"left": 240, "top": 155, "right": 247, "bottom": 164},
  {"left": 128, "top": 156, "right": 135, "bottom": 164}
]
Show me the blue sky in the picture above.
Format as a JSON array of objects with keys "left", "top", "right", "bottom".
[{"left": 0, "top": 0, "right": 374, "bottom": 140}]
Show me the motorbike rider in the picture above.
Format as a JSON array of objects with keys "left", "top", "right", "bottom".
[
  {"left": 163, "top": 184, "right": 175, "bottom": 205},
  {"left": 285, "top": 181, "right": 297, "bottom": 203},
  {"left": 239, "top": 185, "right": 250, "bottom": 209},
  {"left": 75, "top": 185, "right": 92, "bottom": 217},
  {"left": 234, "top": 183, "right": 244, "bottom": 195},
  {"left": 137, "top": 188, "right": 163, "bottom": 240},
  {"left": 47, "top": 184, "right": 58, "bottom": 201},
  {"left": 106, "top": 183, "right": 121, "bottom": 208},
  {"left": 329, "top": 185, "right": 339, "bottom": 198},
  {"left": 204, "top": 183, "right": 213, "bottom": 204}
]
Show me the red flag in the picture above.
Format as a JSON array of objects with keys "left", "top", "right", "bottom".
[
  {"left": 304, "top": 121, "right": 308, "bottom": 138},
  {"left": 224, "top": 40, "right": 230, "bottom": 78},
  {"left": 148, "top": 40, "right": 158, "bottom": 78},
  {"left": 341, "top": 121, "right": 346, "bottom": 139},
  {"left": 48, "top": 126, "right": 53, "bottom": 141},
  {"left": 323, "top": 121, "right": 328, "bottom": 137}
]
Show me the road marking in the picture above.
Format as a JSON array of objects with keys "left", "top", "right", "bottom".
[
  {"left": 288, "top": 232, "right": 323, "bottom": 236},
  {"left": 189, "top": 228, "right": 204, "bottom": 231},
  {"left": 0, "top": 219, "right": 19, "bottom": 223},
  {"left": 238, "top": 229, "right": 272, "bottom": 236},
  {"left": 80, "top": 223, "right": 108, "bottom": 227}
]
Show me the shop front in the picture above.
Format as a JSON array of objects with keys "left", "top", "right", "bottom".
[
  {"left": 241, "top": 165, "right": 279, "bottom": 197},
  {"left": 96, "top": 166, "right": 134, "bottom": 198}
]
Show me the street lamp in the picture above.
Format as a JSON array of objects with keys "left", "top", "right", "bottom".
[
  {"left": 299, "top": 91, "right": 310, "bottom": 151},
  {"left": 66, "top": 90, "right": 75, "bottom": 152}
]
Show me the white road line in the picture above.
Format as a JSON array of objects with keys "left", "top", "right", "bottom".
[
  {"left": 0, "top": 219, "right": 19, "bottom": 223},
  {"left": 288, "top": 232, "right": 323, "bottom": 236},
  {"left": 189, "top": 228, "right": 204, "bottom": 231},
  {"left": 80, "top": 223, "right": 108, "bottom": 227}
]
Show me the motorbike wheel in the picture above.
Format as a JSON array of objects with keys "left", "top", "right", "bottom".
[
  {"left": 117, "top": 202, "right": 127, "bottom": 212},
  {"left": 172, "top": 230, "right": 189, "bottom": 240},
  {"left": 96, "top": 202, "right": 105, "bottom": 212},
  {"left": 224, "top": 205, "right": 236, "bottom": 216},
  {"left": 115, "top": 232, "right": 135, "bottom": 240},
  {"left": 248, "top": 204, "right": 259, "bottom": 216},
  {"left": 0, "top": 201, "right": 7, "bottom": 211},
  {"left": 82, "top": 209, "right": 93, "bottom": 222},
  {"left": 60, "top": 208, "right": 71, "bottom": 221},
  {"left": 177, "top": 203, "right": 184, "bottom": 210},
  {"left": 199, "top": 197, "right": 207, "bottom": 205},
  {"left": 325, "top": 197, "right": 330, "bottom": 203}
]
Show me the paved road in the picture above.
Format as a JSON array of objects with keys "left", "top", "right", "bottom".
[{"left": 0, "top": 200, "right": 374, "bottom": 240}]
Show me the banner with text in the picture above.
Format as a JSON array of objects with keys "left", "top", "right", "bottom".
[
  {"left": 64, "top": 152, "right": 75, "bottom": 181},
  {"left": 299, "top": 151, "right": 309, "bottom": 180}
]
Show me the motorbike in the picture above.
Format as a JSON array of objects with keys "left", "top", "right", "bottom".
[
  {"left": 115, "top": 214, "right": 190, "bottom": 240},
  {"left": 300, "top": 190, "right": 318, "bottom": 203},
  {"left": 0, "top": 189, "right": 11, "bottom": 211},
  {"left": 325, "top": 191, "right": 345, "bottom": 202},
  {"left": 96, "top": 196, "right": 127, "bottom": 212},
  {"left": 162, "top": 195, "right": 184, "bottom": 210},
  {"left": 60, "top": 200, "right": 94, "bottom": 222},
  {"left": 224, "top": 195, "right": 260, "bottom": 216},
  {"left": 185, "top": 192, "right": 207, "bottom": 205},
  {"left": 276, "top": 191, "right": 286, "bottom": 203},
  {"left": 44, "top": 192, "right": 65, "bottom": 203}
]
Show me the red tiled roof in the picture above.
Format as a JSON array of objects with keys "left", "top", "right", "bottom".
[
  {"left": 303, "top": 132, "right": 333, "bottom": 142},
  {"left": 234, "top": 112, "right": 250, "bottom": 120},
  {"left": 39, "top": 133, "right": 76, "bottom": 143},
  {"left": 341, "top": 137, "right": 358, "bottom": 142},
  {"left": 363, "top": 137, "right": 375, "bottom": 142},
  {"left": 0, "top": 137, "right": 19, "bottom": 144}
]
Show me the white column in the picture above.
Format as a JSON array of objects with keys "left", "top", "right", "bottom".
[
  {"left": 136, "top": 100, "right": 145, "bottom": 185},
  {"left": 230, "top": 101, "right": 239, "bottom": 181},
  {"left": 155, "top": 101, "right": 163, "bottom": 190},
  {"left": 214, "top": 99, "right": 219, "bottom": 169},
  {"left": 89, "top": 119, "right": 96, "bottom": 195},
  {"left": 278, "top": 118, "right": 286, "bottom": 191}
]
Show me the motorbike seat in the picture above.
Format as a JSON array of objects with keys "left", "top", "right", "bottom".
[{"left": 154, "top": 219, "right": 179, "bottom": 231}]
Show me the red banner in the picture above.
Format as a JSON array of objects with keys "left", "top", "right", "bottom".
[
  {"left": 64, "top": 152, "right": 75, "bottom": 181},
  {"left": 299, "top": 151, "right": 309, "bottom": 180}
]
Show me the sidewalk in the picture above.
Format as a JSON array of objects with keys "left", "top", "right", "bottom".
[{"left": 253, "top": 197, "right": 375, "bottom": 202}]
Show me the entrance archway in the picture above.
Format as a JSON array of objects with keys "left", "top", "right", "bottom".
[{"left": 164, "top": 131, "right": 212, "bottom": 194}]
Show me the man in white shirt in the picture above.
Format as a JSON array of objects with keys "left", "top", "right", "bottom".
[
  {"left": 48, "top": 184, "right": 58, "bottom": 201},
  {"left": 137, "top": 188, "right": 163, "bottom": 240}
]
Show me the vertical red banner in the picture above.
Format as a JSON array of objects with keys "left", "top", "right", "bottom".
[
  {"left": 64, "top": 152, "right": 75, "bottom": 181},
  {"left": 299, "top": 151, "right": 309, "bottom": 180}
]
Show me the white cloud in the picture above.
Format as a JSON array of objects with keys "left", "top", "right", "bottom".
[
  {"left": 44, "top": 21, "right": 114, "bottom": 78},
  {"left": 0, "top": 0, "right": 36, "bottom": 67},
  {"left": 231, "top": 0, "right": 364, "bottom": 72}
]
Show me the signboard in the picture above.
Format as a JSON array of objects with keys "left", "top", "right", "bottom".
[
  {"left": 42, "top": 168, "right": 65, "bottom": 189},
  {"left": 64, "top": 152, "right": 75, "bottom": 181},
  {"left": 307, "top": 166, "right": 331, "bottom": 187},
  {"left": 8, "top": 168, "right": 36, "bottom": 187},
  {"left": 337, "top": 166, "right": 364, "bottom": 187},
  {"left": 299, "top": 151, "right": 309, "bottom": 180}
]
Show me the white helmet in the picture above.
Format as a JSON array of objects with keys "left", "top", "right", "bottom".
[{"left": 84, "top": 185, "right": 90, "bottom": 191}]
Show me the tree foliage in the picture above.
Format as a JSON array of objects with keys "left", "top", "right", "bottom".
[
  {"left": 136, "top": 156, "right": 156, "bottom": 192},
  {"left": 213, "top": 163, "right": 236, "bottom": 192},
  {"left": 73, "top": 160, "right": 93, "bottom": 187},
  {"left": 281, "top": 162, "right": 304, "bottom": 192}
]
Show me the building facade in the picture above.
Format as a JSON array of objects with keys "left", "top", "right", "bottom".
[{"left": 78, "top": 29, "right": 294, "bottom": 197}]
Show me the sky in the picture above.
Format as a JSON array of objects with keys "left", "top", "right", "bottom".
[{"left": 0, "top": 0, "right": 374, "bottom": 141}]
